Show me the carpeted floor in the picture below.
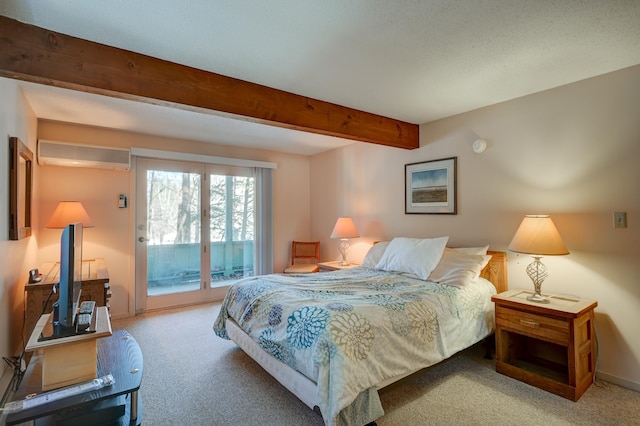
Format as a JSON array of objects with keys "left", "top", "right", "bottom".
[{"left": 112, "top": 303, "right": 640, "bottom": 426}]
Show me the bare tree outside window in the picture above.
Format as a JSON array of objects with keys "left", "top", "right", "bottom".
[
  {"left": 145, "top": 169, "right": 255, "bottom": 292},
  {"left": 147, "top": 170, "right": 201, "bottom": 245},
  {"left": 209, "top": 174, "right": 255, "bottom": 283}
]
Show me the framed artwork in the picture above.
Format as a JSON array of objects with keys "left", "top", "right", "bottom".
[{"left": 405, "top": 156, "right": 457, "bottom": 214}]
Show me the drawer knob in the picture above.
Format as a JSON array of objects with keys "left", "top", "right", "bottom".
[{"left": 520, "top": 318, "right": 540, "bottom": 328}]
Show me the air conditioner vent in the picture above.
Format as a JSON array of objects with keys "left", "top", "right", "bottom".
[{"left": 38, "top": 140, "right": 131, "bottom": 170}]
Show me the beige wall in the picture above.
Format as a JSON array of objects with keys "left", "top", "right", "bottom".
[
  {"left": 1, "top": 76, "right": 313, "bottom": 390},
  {"left": 0, "top": 77, "right": 39, "bottom": 389},
  {"left": 35, "top": 122, "right": 313, "bottom": 317},
  {"left": 310, "top": 66, "right": 640, "bottom": 389},
  {"left": 2, "top": 64, "right": 638, "bottom": 394}
]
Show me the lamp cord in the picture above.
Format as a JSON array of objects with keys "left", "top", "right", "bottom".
[
  {"left": 1, "top": 286, "right": 56, "bottom": 407},
  {"left": 591, "top": 319, "right": 609, "bottom": 389}
]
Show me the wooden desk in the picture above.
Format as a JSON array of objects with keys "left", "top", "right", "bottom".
[{"left": 24, "top": 258, "right": 110, "bottom": 341}]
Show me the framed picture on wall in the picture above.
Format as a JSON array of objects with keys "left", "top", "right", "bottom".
[{"left": 405, "top": 157, "right": 457, "bottom": 214}]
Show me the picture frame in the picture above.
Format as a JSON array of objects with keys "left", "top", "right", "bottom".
[
  {"left": 9, "top": 136, "right": 34, "bottom": 240},
  {"left": 405, "top": 157, "right": 457, "bottom": 214}
]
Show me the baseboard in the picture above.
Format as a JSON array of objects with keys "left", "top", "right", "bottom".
[
  {"left": 596, "top": 370, "right": 640, "bottom": 392},
  {"left": 109, "top": 311, "right": 131, "bottom": 320}
]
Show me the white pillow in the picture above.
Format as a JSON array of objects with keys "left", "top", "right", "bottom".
[
  {"left": 449, "top": 245, "right": 489, "bottom": 255},
  {"left": 361, "top": 242, "right": 389, "bottom": 268},
  {"left": 375, "top": 237, "right": 449, "bottom": 280},
  {"left": 428, "top": 249, "right": 492, "bottom": 288}
]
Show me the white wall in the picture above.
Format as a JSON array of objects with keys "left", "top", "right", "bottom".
[
  {"left": 0, "top": 77, "right": 39, "bottom": 391},
  {"left": 310, "top": 66, "right": 640, "bottom": 390},
  {"left": 35, "top": 121, "right": 312, "bottom": 317}
]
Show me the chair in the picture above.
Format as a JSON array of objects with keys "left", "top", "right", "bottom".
[{"left": 283, "top": 241, "right": 320, "bottom": 273}]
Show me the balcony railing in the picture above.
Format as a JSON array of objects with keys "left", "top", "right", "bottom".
[{"left": 147, "top": 241, "right": 254, "bottom": 293}]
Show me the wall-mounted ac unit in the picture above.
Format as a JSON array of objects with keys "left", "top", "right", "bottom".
[{"left": 38, "top": 140, "right": 131, "bottom": 171}]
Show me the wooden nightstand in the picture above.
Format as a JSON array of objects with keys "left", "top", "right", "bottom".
[
  {"left": 318, "top": 261, "right": 360, "bottom": 271},
  {"left": 491, "top": 289, "right": 597, "bottom": 401}
]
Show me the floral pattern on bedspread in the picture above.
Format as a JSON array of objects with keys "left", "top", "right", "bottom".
[{"left": 213, "top": 268, "right": 496, "bottom": 426}]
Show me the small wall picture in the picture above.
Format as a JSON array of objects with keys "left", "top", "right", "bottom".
[{"left": 405, "top": 157, "right": 457, "bottom": 214}]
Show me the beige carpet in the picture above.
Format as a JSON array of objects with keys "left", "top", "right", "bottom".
[{"left": 112, "top": 303, "right": 640, "bottom": 426}]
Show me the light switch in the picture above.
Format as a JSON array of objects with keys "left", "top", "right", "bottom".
[{"left": 613, "top": 211, "right": 627, "bottom": 228}]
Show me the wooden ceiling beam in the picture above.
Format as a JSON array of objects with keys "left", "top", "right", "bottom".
[{"left": 0, "top": 16, "right": 418, "bottom": 150}]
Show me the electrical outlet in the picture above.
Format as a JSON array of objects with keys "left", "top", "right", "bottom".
[{"left": 613, "top": 211, "right": 627, "bottom": 228}]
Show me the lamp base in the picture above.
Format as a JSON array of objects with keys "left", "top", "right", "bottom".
[
  {"left": 525, "top": 256, "right": 551, "bottom": 303},
  {"left": 338, "top": 239, "right": 350, "bottom": 267},
  {"left": 526, "top": 292, "right": 550, "bottom": 304}
]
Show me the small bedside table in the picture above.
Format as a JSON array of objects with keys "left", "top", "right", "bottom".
[
  {"left": 318, "top": 261, "right": 360, "bottom": 272},
  {"left": 491, "top": 289, "right": 597, "bottom": 401}
]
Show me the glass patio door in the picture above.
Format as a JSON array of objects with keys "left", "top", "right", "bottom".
[
  {"left": 135, "top": 157, "right": 255, "bottom": 312},
  {"left": 208, "top": 169, "right": 256, "bottom": 288}
]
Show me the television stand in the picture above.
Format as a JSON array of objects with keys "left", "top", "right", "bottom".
[
  {"left": 6, "top": 329, "right": 143, "bottom": 426},
  {"left": 24, "top": 306, "right": 112, "bottom": 391}
]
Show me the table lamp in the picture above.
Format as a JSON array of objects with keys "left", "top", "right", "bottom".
[
  {"left": 46, "top": 201, "right": 94, "bottom": 229},
  {"left": 330, "top": 217, "right": 359, "bottom": 266},
  {"left": 508, "top": 215, "right": 569, "bottom": 303}
]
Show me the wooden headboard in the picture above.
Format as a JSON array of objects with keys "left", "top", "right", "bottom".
[{"left": 480, "top": 250, "right": 508, "bottom": 294}]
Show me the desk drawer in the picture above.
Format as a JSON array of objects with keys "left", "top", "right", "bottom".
[{"left": 496, "top": 306, "right": 569, "bottom": 344}]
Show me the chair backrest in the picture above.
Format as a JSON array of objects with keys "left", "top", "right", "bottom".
[{"left": 291, "top": 241, "right": 320, "bottom": 265}]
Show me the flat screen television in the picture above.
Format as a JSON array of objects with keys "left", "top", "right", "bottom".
[{"left": 57, "top": 222, "right": 83, "bottom": 330}]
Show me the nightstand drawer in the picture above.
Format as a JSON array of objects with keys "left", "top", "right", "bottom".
[{"left": 496, "top": 307, "right": 569, "bottom": 344}]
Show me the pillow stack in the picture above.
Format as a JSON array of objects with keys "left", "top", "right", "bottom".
[
  {"left": 374, "top": 237, "right": 449, "bottom": 280},
  {"left": 428, "top": 247, "right": 491, "bottom": 288},
  {"left": 362, "top": 238, "right": 491, "bottom": 287}
]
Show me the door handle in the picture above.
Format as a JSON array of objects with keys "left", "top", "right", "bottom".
[{"left": 138, "top": 236, "right": 148, "bottom": 243}]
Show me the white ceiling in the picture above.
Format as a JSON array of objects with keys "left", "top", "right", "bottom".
[{"left": 2, "top": 0, "right": 640, "bottom": 155}]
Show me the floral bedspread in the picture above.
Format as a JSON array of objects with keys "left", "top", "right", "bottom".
[{"left": 213, "top": 267, "right": 496, "bottom": 426}]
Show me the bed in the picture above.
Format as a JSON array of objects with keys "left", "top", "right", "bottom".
[{"left": 214, "top": 237, "right": 508, "bottom": 426}]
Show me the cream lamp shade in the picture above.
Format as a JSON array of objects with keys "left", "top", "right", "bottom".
[
  {"left": 508, "top": 215, "right": 568, "bottom": 303},
  {"left": 508, "top": 215, "right": 569, "bottom": 256},
  {"left": 330, "top": 217, "right": 359, "bottom": 266},
  {"left": 46, "top": 201, "right": 94, "bottom": 229},
  {"left": 330, "top": 217, "right": 360, "bottom": 239}
]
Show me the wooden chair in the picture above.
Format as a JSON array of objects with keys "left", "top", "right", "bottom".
[{"left": 283, "top": 241, "right": 320, "bottom": 273}]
